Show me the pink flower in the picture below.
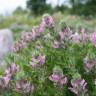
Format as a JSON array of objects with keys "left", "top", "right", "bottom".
[
  {"left": 0, "top": 63, "right": 19, "bottom": 89},
  {"left": 31, "top": 25, "right": 45, "bottom": 39},
  {"left": 3, "top": 75, "right": 11, "bottom": 86},
  {"left": 29, "top": 57, "right": 37, "bottom": 68},
  {"left": 16, "top": 80, "right": 34, "bottom": 94},
  {"left": 39, "top": 22, "right": 45, "bottom": 33},
  {"left": 42, "top": 14, "right": 54, "bottom": 28},
  {"left": 0, "top": 74, "right": 11, "bottom": 88},
  {"left": 12, "top": 40, "right": 27, "bottom": 52},
  {"left": 61, "top": 25, "right": 73, "bottom": 38},
  {"left": 49, "top": 73, "right": 60, "bottom": 83},
  {"left": 5, "top": 63, "right": 19, "bottom": 76},
  {"left": 69, "top": 79, "right": 88, "bottom": 96},
  {"left": 40, "top": 17, "right": 46, "bottom": 28},
  {"left": 21, "top": 32, "right": 33, "bottom": 42},
  {"left": 38, "top": 55, "right": 46, "bottom": 65},
  {"left": 90, "top": 32, "right": 96, "bottom": 47},
  {"left": 49, "top": 72, "right": 67, "bottom": 87},
  {"left": 70, "top": 33, "right": 81, "bottom": 44},
  {"left": 31, "top": 26, "right": 40, "bottom": 39},
  {"left": 53, "top": 40, "right": 60, "bottom": 48},
  {"left": 30, "top": 55, "right": 46, "bottom": 68},
  {"left": 84, "top": 56, "right": 96, "bottom": 72},
  {"left": 59, "top": 77, "right": 68, "bottom": 86},
  {"left": 49, "top": 67, "right": 67, "bottom": 87},
  {"left": 59, "top": 31, "right": 65, "bottom": 41}
]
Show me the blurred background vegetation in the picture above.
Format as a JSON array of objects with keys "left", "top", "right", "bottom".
[
  {"left": 25, "top": 0, "right": 96, "bottom": 16},
  {"left": 11, "top": 0, "right": 96, "bottom": 17},
  {"left": 0, "top": 0, "right": 96, "bottom": 33}
]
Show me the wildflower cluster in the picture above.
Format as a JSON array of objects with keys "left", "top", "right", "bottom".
[
  {"left": 1, "top": 14, "right": 96, "bottom": 96},
  {"left": 0, "top": 63, "right": 19, "bottom": 89},
  {"left": 69, "top": 79, "right": 88, "bottom": 96},
  {"left": 12, "top": 14, "right": 54, "bottom": 52},
  {"left": 49, "top": 66, "right": 67, "bottom": 87}
]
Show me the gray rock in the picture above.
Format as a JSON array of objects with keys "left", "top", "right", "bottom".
[{"left": 0, "top": 29, "right": 13, "bottom": 69}]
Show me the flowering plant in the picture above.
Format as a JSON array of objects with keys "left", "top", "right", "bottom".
[{"left": 0, "top": 14, "right": 95, "bottom": 96}]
